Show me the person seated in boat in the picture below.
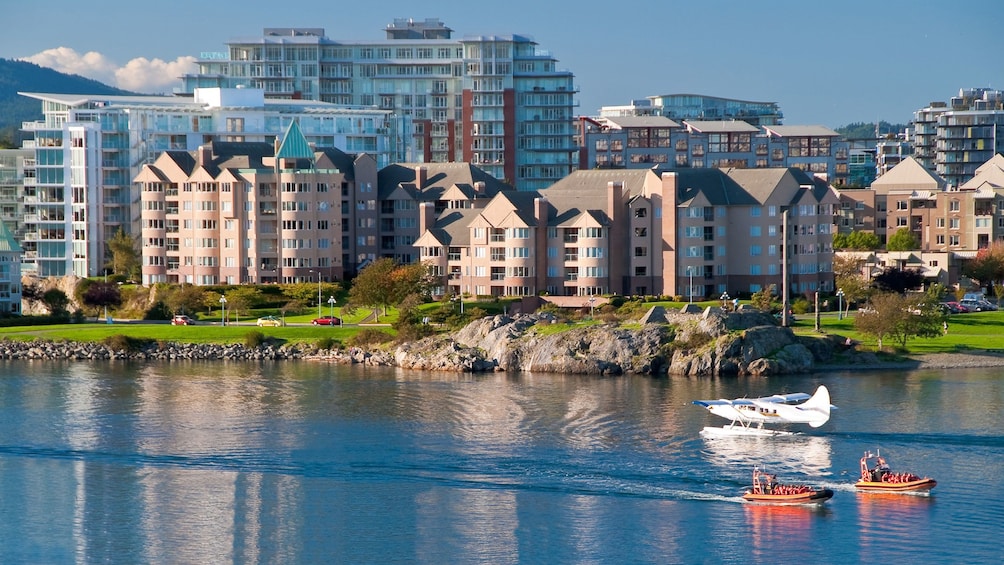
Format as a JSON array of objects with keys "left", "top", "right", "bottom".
[
  {"left": 766, "top": 475, "right": 777, "bottom": 494},
  {"left": 872, "top": 456, "right": 891, "bottom": 482}
]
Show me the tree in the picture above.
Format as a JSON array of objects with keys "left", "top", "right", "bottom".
[
  {"left": 222, "top": 287, "right": 260, "bottom": 325},
  {"left": 961, "top": 241, "right": 1004, "bottom": 291},
  {"left": 873, "top": 267, "right": 924, "bottom": 294},
  {"left": 833, "top": 254, "right": 871, "bottom": 316},
  {"left": 106, "top": 228, "right": 140, "bottom": 280},
  {"left": 886, "top": 228, "right": 918, "bottom": 251},
  {"left": 847, "top": 231, "right": 880, "bottom": 250},
  {"left": 42, "top": 288, "right": 70, "bottom": 317},
  {"left": 81, "top": 281, "right": 122, "bottom": 320},
  {"left": 854, "top": 290, "right": 944, "bottom": 350},
  {"left": 165, "top": 284, "right": 206, "bottom": 316},
  {"left": 347, "top": 258, "right": 430, "bottom": 321},
  {"left": 833, "top": 231, "right": 880, "bottom": 251},
  {"left": 750, "top": 284, "right": 777, "bottom": 312}
]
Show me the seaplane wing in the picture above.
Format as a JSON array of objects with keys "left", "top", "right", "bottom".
[{"left": 693, "top": 386, "right": 835, "bottom": 434}]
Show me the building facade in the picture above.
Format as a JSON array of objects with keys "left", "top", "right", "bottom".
[
  {"left": 415, "top": 167, "right": 837, "bottom": 300},
  {"left": 18, "top": 88, "right": 392, "bottom": 278},
  {"left": 912, "top": 88, "right": 1004, "bottom": 188},
  {"left": 578, "top": 118, "right": 849, "bottom": 185},
  {"left": 834, "top": 154, "right": 1004, "bottom": 287},
  {"left": 135, "top": 122, "right": 371, "bottom": 286},
  {"left": 181, "top": 22, "right": 578, "bottom": 191}
]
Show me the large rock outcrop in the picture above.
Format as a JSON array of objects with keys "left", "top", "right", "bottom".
[
  {"left": 396, "top": 314, "right": 672, "bottom": 375},
  {"left": 392, "top": 309, "right": 822, "bottom": 376}
]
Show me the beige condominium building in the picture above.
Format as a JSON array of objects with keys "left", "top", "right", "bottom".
[
  {"left": 833, "top": 154, "right": 1004, "bottom": 287},
  {"left": 415, "top": 166, "right": 837, "bottom": 300},
  {"left": 136, "top": 121, "right": 374, "bottom": 286}
]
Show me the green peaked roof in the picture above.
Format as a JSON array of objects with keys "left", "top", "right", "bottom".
[
  {"left": 0, "top": 221, "right": 21, "bottom": 253},
  {"left": 275, "top": 120, "right": 315, "bottom": 161}
]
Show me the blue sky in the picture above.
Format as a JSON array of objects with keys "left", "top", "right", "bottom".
[{"left": 2, "top": 0, "right": 1001, "bottom": 128}]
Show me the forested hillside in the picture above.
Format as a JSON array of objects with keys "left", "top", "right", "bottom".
[{"left": 0, "top": 58, "right": 135, "bottom": 147}]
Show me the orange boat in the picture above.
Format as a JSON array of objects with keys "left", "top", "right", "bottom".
[
  {"left": 855, "top": 450, "right": 936, "bottom": 493},
  {"left": 742, "top": 468, "right": 833, "bottom": 505}
]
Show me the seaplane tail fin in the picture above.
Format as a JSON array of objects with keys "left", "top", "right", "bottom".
[{"left": 801, "top": 385, "right": 832, "bottom": 428}]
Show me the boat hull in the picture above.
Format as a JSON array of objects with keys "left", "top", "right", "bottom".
[
  {"left": 855, "top": 478, "right": 936, "bottom": 493},
  {"left": 742, "top": 488, "right": 833, "bottom": 505}
]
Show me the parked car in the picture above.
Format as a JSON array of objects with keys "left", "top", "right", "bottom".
[
  {"left": 171, "top": 315, "right": 195, "bottom": 325},
  {"left": 942, "top": 301, "right": 969, "bottom": 314},
  {"left": 959, "top": 299, "right": 996, "bottom": 312},
  {"left": 311, "top": 316, "right": 341, "bottom": 326},
  {"left": 256, "top": 315, "right": 285, "bottom": 327}
]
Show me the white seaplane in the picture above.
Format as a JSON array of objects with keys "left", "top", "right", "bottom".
[{"left": 692, "top": 385, "right": 835, "bottom": 437}]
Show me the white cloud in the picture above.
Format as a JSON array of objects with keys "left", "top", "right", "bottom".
[{"left": 22, "top": 47, "right": 197, "bottom": 94}]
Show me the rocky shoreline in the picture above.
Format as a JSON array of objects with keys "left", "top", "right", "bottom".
[{"left": 3, "top": 310, "right": 1003, "bottom": 375}]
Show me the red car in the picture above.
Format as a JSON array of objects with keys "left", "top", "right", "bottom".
[
  {"left": 171, "top": 315, "right": 195, "bottom": 325},
  {"left": 311, "top": 316, "right": 341, "bottom": 326}
]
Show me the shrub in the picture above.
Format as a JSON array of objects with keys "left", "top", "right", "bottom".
[
  {"left": 244, "top": 330, "right": 266, "bottom": 348},
  {"left": 348, "top": 329, "right": 393, "bottom": 347},
  {"left": 103, "top": 334, "right": 149, "bottom": 352},
  {"left": 316, "top": 336, "right": 342, "bottom": 350}
]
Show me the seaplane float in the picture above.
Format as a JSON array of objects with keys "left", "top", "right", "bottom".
[
  {"left": 855, "top": 450, "right": 937, "bottom": 493},
  {"left": 692, "top": 385, "right": 836, "bottom": 437},
  {"left": 742, "top": 467, "right": 834, "bottom": 505}
]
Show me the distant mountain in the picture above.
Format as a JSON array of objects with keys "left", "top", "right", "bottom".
[{"left": 0, "top": 58, "right": 136, "bottom": 146}]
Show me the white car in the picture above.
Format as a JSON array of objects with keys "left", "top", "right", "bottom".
[{"left": 256, "top": 316, "right": 285, "bottom": 327}]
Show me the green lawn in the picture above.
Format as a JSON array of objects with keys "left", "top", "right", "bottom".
[
  {"left": 790, "top": 310, "right": 1004, "bottom": 353},
  {"left": 4, "top": 302, "right": 1004, "bottom": 355}
]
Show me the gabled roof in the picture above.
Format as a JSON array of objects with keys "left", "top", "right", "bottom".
[
  {"left": 961, "top": 158, "right": 1004, "bottom": 190},
  {"left": 430, "top": 208, "right": 482, "bottom": 246},
  {"left": 377, "top": 162, "right": 510, "bottom": 199},
  {"left": 871, "top": 156, "right": 946, "bottom": 193},
  {"left": 673, "top": 168, "right": 760, "bottom": 206},
  {"left": 975, "top": 153, "right": 1004, "bottom": 175}
]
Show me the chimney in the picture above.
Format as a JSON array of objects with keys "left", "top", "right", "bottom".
[
  {"left": 534, "top": 197, "right": 549, "bottom": 293},
  {"left": 419, "top": 201, "right": 436, "bottom": 233},
  {"left": 415, "top": 165, "right": 428, "bottom": 188},
  {"left": 198, "top": 145, "right": 212, "bottom": 167},
  {"left": 474, "top": 181, "right": 486, "bottom": 196}
]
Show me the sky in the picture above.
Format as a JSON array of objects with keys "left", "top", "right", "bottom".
[{"left": 2, "top": 0, "right": 1002, "bottom": 128}]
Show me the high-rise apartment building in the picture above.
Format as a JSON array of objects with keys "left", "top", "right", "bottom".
[
  {"left": 181, "top": 20, "right": 578, "bottom": 191},
  {"left": 18, "top": 88, "right": 392, "bottom": 277},
  {"left": 912, "top": 88, "right": 1004, "bottom": 188}
]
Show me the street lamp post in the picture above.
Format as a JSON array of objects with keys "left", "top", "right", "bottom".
[
  {"left": 219, "top": 295, "right": 227, "bottom": 326},
  {"left": 309, "top": 270, "right": 322, "bottom": 320},
  {"left": 103, "top": 269, "right": 111, "bottom": 324},
  {"left": 687, "top": 266, "right": 694, "bottom": 304},
  {"left": 588, "top": 296, "right": 596, "bottom": 318},
  {"left": 328, "top": 296, "right": 336, "bottom": 322},
  {"left": 836, "top": 289, "right": 845, "bottom": 320},
  {"left": 720, "top": 291, "right": 730, "bottom": 311}
]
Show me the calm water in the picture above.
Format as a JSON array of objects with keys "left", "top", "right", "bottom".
[{"left": 0, "top": 360, "right": 1001, "bottom": 564}]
